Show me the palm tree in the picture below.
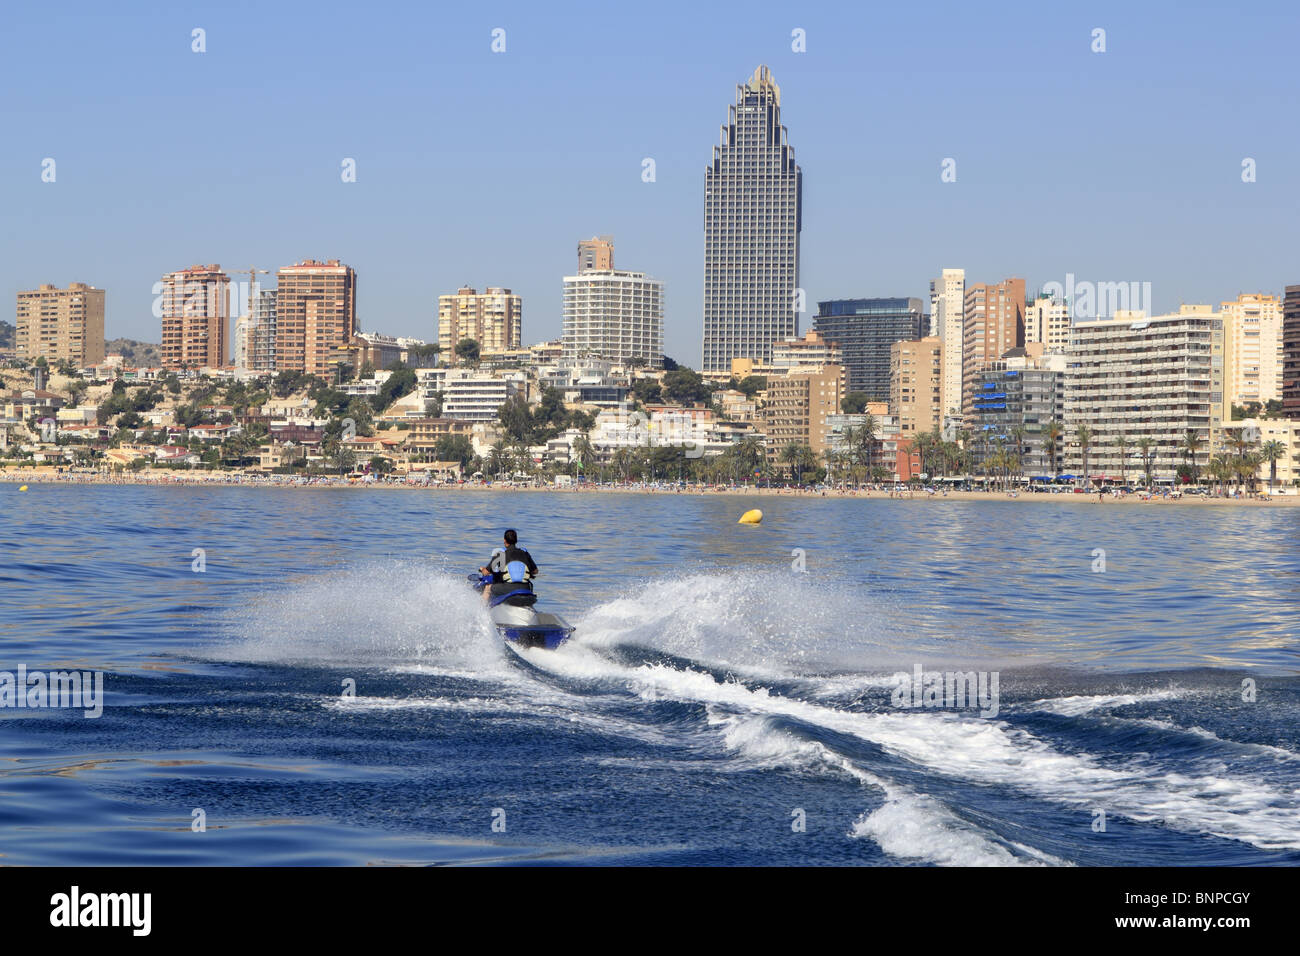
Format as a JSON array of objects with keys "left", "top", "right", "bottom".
[
  {"left": 1228, "top": 425, "right": 1254, "bottom": 461},
  {"left": 1115, "top": 430, "right": 1129, "bottom": 487},
  {"left": 780, "top": 442, "right": 801, "bottom": 483},
  {"left": 797, "top": 445, "right": 818, "bottom": 484},
  {"left": 1074, "top": 424, "right": 1093, "bottom": 489},
  {"left": 1043, "top": 419, "right": 1064, "bottom": 479},
  {"left": 1207, "top": 455, "right": 1229, "bottom": 495},
  {"left": 572, "top": 432, "right": 594, "bottom": 479},
  {"left": 821, "top": 447, "right": 841, "bottom": 487},
  {"left": 847, "top": 415, "right": 878, "bottom": 472},
  {"left": 1260, "top": 440, "right": 1285, "bottom": 495},
  {"left": 1010, "top": 425, "right": 1028, "bottom": 486},
  {"left": 910, "top": 430, "right": 933, "bottom": 481},
  {"left": 1181, "top": 430, "right": 1204, "bottom": 486},
  {"left": 1136, "top": 436, "right": 1155, "bottom": 489}
]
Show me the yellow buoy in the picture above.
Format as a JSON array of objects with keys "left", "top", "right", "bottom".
[
  {"left": 738, "top": 508, "right": 762, "bottom": 524},
  {"left": 18, "top": 485, "right": 28, "bottom": 492}
]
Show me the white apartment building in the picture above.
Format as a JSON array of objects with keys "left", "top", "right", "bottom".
[
  {"left": 929, "top": 268, "right": 965, "bottom": 420},
  {"left": 1025, "top": 295, "right": 1072, "bottom": 354},
  {"left": 1064, "top": 306, "right": 1226, "bottom": 481},
  {"left": 437, "top": 287, "right": 522, "bottom": 353},
  {"left": 422, "top": 368, "right": 526, "bottom": 422},
  {"left": 772, "top": 330, "right": 842, "bottom": 371},
  {"left": 562, "top": 270, "right": 664, "bottom": 368},
  {"left": 1239, "top": 417, "right": 1299, "bottom": 491},
  {"left": 1220, "top": 292, "right": 1283, "bottom": 408}
]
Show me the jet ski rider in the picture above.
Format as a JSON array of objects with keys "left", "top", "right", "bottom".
[{"left": 478, "top": 529, "right": 539, "bottom": 603}]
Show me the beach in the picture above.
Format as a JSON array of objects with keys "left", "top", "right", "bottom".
[{"left": 4, "top": 466, "right": 1295, "bottom": 506}]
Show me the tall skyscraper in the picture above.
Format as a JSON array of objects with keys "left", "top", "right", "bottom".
[
  {"left": 702, "top": 65, "right": 802, "bottom": 373},
  {"left": 562, "top": 261, "right": 664, "bottom": 368},
  {"left": 16, "top": 282, "right": 105, "bottom": 366},
  {"left": 812, "top": 297, "right": 926, "bottom": 399},
  {"left": 962, "top": 277, "right": 1026, "bottom": 420},
  {"left": 438, "top": 287, "right": 522, "bottom": 353},
  {"left": 274, "top": 259, "right": 357, "bottom": 377},
  {"left": 160, "top": 265, "right": 230, "bottom": 369},
  {"left": 929, "top": 268, "right": 965, "bottom": 420},
  {"left": 1220, "top": 292, "right": 1284, "bottom": 408},
  {"left": 1284, "top": 285, "right": 1300, "bottom": 417},
  {"left": 577, "top": 236, "right": 615, "bottom": 273}
]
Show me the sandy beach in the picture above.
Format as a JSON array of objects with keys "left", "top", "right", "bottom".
[{"left": 4, "top": 466, "right": 1296, "bottom": 507}]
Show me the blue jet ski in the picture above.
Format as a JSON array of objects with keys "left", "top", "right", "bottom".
[{"left": 468, "top": 570, "right": 575, "bottom": 650}]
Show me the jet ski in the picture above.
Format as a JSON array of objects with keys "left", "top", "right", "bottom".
[{"left": 468, "top": 572, "right": 575, "bottom": 650}]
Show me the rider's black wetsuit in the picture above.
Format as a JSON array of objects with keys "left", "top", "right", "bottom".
[{"left": 486, "top": 546, "right": 540, "bottom": 601}]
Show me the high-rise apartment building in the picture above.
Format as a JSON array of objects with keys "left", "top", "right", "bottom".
[
  {"left": 438, "top": 287, "right": 522, "bottom": 354},
  {"left": 1220, "top": 292, "right": 1284, "bottom": 408},
  {"left": 1285, "top": 286, "right": 1300, "bottom": 418},
  {"left": 1064, "top": 306, "right": 1226, "bottom": 481},
  {"left": 562, "top": 268, "right": 664, "bottom": 368},
  {"left": 929, "top": 269, "right": 965, "bottom": 419},
  {"left": 1025, "top": 294, "right": 1072, "bottom": 354},
  {"left": 969, "top": 349, "right": 1067, "bottom": 477},
  {"left": 772, "top": 329, "right": 842, "bottom": 371},
  {"left": 761, "top": 364, "right": 846, "bottom": 465},
  {"left": 962, "top": 278, "right": 1026, "bottom": 420},
  {"left": 15, "top": 283, "right": 106, "bottom": 366},
  {"left": 249, "top": 289, "right": 278, "bottom": 372},
  {"left": 702, "top": 65, "right": 802, "bottom": 372},
  {"left": 890, "top": 336, "right": 943, "bottom": 437},
  {"left": 160, "top": 265, "right": 230, "bottom": 369},
  {"left": 577, "top": 236, "right": 615, "bottom": 273},
  {"left": 812, "top": 297, "right": 926, "bottom": 399},
  {"left": 274, "top": 260, "right": 357, "bottom": 377}
]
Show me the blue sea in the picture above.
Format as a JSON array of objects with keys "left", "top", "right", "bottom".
[{"left": 2, "top": 482, "right": 1299, "bottom": 866}]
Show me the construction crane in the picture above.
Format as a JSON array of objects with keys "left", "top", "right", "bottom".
[{"left": 231, "top": 266, "right": 269, "bottom": 316}]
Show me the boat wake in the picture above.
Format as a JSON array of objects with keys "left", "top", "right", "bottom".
[{"left": 211, "top": 565, "right": 1300, "bottom": 866}]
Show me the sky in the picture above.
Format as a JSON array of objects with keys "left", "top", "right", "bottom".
[{"left": 3, "top": 0, "right": 1298, "bottom": 367}]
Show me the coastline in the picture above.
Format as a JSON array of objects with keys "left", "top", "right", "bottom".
[{"left": 4, "top": 468, "right": 1297, "bottom": 506}]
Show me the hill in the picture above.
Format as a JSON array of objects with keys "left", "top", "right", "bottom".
[{"left": 106, "top": 337, "right": 162, "bottom": 367}]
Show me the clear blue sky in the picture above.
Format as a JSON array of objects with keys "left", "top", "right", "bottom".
[{"left": 3, "top": 0, "right": 1297, "bottom": 366}]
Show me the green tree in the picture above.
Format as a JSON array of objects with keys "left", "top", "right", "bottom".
[
  {"left": 1181, "top": 430, "right": 1204, "bottom": 486},
  {"left": 1136, "top": 436, "right": 1156, "bottom": 488},
  {"left": 435, "top": 434, "right": 475, "bottom": 467},
  {"left": 455, "top": 339, "right": 481, "bottom": 365},
  {"left": 1074, "top": 424, "right": 1093, "bottom": 489},
  {"left": 661, "top": 367, "right": 712, "bottom": 406},
  {"left": 1260, "top": 440, "right": 1285, "bottom": 494},
  {"left": 373, "top": 364, "right": 416, "bottom": 412},
  {"left": 632, "top": 377, "right": 662, "bottom": 405},
  {"left": 841, "top": 392, "right": 870, "bottom": 414}
]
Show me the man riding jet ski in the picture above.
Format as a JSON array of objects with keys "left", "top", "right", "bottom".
[{"left": 470, "top": 529, "right": 574, "bottom": 649}]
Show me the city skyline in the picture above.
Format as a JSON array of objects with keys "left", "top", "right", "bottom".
[{"left": 4, "top": 2, "right": 1299, "bottom": 366}]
